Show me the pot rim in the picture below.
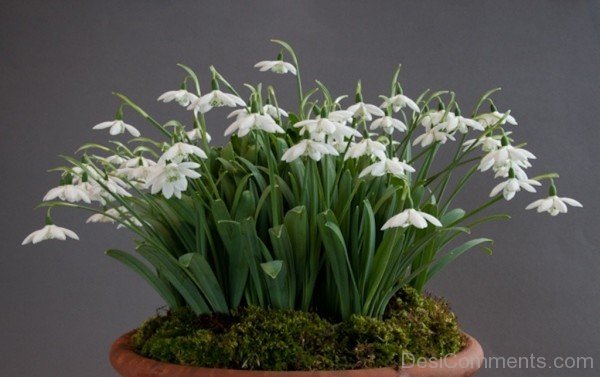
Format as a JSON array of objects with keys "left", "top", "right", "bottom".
[{"left": 110, "top": 330, "right": 484, "bottom": 377}]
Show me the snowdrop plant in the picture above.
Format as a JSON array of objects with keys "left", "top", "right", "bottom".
[{"left": 24, "top": 41, "right": 581, "bottom": 321}]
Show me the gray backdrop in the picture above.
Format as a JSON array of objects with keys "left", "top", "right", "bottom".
[{"left": 1, "top": 1, "right": 598, "bottom": 376}]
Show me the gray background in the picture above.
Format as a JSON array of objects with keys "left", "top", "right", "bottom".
[{"left": 1, "top": 1, "right": 599, "bottom": 376}]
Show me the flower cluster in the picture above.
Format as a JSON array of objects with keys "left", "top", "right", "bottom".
[{"left": 22, "top": 41, "right": 581, "bottom": 321}]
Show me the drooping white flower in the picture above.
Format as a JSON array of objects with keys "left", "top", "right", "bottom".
[
  {"left": 347, "top": 102, "right": 385, "bottom": 121},
  {"left": 493, "top": 160, "right": 529, "bottom": 180},
  {"left": 462, "top": 136, "right": 502, "bottom": 152},
  {"left": 187, "top": 90, "right": 246, "bottom": 114},
  {"left": 22, "top": 224, "right": 79, "bottom": 245},
  {"left": 420, "top": 110, "right": 448, "bottom": 128},
  {"left": 476, "top": 111, "right": 517, "bottom": 127},
  {"left": 92, "top": 120, "right": 140, "bottom": 137},
  {"left": 445, "top": 115, "right": 484, "bottom": 133},
  {"left": 412, "top": 124, "right": 456, "bottom": 147},
  {"left": 157, "top": 90, "right": 198, "bottom": 107},
  {"left": 294, "top": 117, "right": 338, "bottom": 136},
  {"left": 281, "top": 140, "right": 339, "bottom": 162},
  {"left": 224, "top": 109, "right": 284, "bottom": 137},
  {"left": 116, "top": 156, "right": 157, "bottom": 181},
  {"left": 359, "top": 157, "right": 415, "bottom": 179},
  {"left": 490, "top": 177, "right": 541, "bottom": 200},
  {"left": 186, "top": 128, "right": 212, "bottom": 143},
  {"left": 328, "top": 110, "right": 354, "bottom": 124},
  {"left": 104, "top": 154, "right": 128, "bottom": 166},
  {"left": 478, "top": 145, "right": 536, "bottom": 172},
  {"left": 86, "top": 208, "right": 120, "bottom": 224},
  {"left": 43, "top": 184, "right": 91, "bottom": 203},
  {"left": 146, "top": 162, "right": 201, "bottom": 199},
  {"left": 263, "top": 104, "right": 288, "bottom": 119},
  {"left": 379, "top": 94, "right": 420, "bottom": 113},
  {"left": 370, "top": 116, "right": 407, "bottom": 135},
  {"left": 328, "top": 123, "right": 362, "bottom": 143},
  {"left": 344, "top": 138, "right": 387, "bottom": 160},
  {"left": 254, "top": 60, "right": 297, "bottom": 75},
  {"left": 526, "top": 195, "right": 582, "bottom": 216},
  {"left": 159, "top": 142, "right": 207, "bottom": 164},
  {"left": 381, "top": 209, "right": 442, "bottom": 230}
]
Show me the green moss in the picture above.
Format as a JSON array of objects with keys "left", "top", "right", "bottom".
[{"left": 133, "top": 287, "right": 465, "bottom": 370}]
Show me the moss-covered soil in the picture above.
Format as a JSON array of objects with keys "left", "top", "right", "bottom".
[{"left": 131, "top": 287, "right": 465, "bottom": 371}]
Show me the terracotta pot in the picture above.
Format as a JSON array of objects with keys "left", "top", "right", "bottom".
[{"left": 110, "top": 331, "right": 484, "bottom": 377}]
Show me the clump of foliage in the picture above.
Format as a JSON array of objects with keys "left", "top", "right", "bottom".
[
  {"left": 132, "top": 287, "right": 465, "bottom": 370},
  {"left": 25, "top": 40, "right": 580, "bottom": 323}
]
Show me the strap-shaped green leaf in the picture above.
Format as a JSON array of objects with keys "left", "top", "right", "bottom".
[
  {"left": 106, "top": 249, "right": 181, "bottom": 309},
  {"left": 179, "top": 253, "right": 229, "bottom": 313},
  {"left": 317, "top": 211, "right": 360, "bottom": 320},
  {"left": 427, "top": 238, "right": 493, "bottom": 281},
  {"left": 137, "top": 245, "right": 210, "bottom": 315}
]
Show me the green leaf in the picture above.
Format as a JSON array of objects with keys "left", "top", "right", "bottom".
[
  {"left": 440, "top": 208, "right": 465, "bottom": 226},
  {"left": 260, "top": 260, "right": 283, "bottom": 279},
  {"left": 212, "top": 219, "right": 248, "bottom": 309},
  {"left": 106, "top": 249, "right": 181, "bottom": 309},
  {"left": 137, "top": 245, "right": 210, "bottom": 315},
  {"left": 317, "top": 211, "right": 360, "bottom": 320},
  {"left": 179, "top": 252, "right": 229, "bottom": 313},
  {"left": 427, "top": 238, "right": 494, "bottom": 281}
]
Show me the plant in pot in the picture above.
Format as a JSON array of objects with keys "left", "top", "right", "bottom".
[{"left": 23, "top": 40, "right": 582, "bottom": 376}]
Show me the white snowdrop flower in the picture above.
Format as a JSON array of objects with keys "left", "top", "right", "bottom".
[
  {"left": 490, "top": 177, "right": 541, "bottom": 201},
  {"left": 86, "top": 208, "right": 121, "bottom": 224},
  {"left": 159, "top": 142, "right": 208, "bottom": 164},
  {"left": 22, "top": 224, "right": 79, "bottom": 245},
  {"left": 77, "top": 181, "right": 104, "bottom": 203},
  {"left": 420, "top": 110, "right": 448, "bottom": 128},
  {"left": 263, "top": 104, "right": 288, "bottom": 119},
  {"left": 379, "top": 94, "right": 420, "bottom": 113},
  {"left": 344, "top": 138, "right": 387, "bottom": 160},
  {"left": 478, "top": 145, "right": 536, "bottom": 172},
  {"left": 370, "top": 116, "right": 407, "bottom": 135},
  {"left": 146, "top": 162, "right": 201, "bottom": 199},
  {"left": 381, "top": 209, "right": 442, "bottom": 230},
  {"left": 412, "top": 124, "right": 456, "bottom": 147},
  {"left": 328, "top": 123, "right": 362, "bottom": 143},
  {"left": 347, "top": 102, "right": 385, "bottom": 121},
  {"left": 476, "top": 111, "right": 517, "bottom": 127},
  {"left": 329, "top": 139, "right": 352, "bottom": 153},
  {"left": 493, "top": 161, "right": 529, "bottom": 180},
  {"left": 186, "top": 128, "right": 212, "bottom": 143},
  {"left": 187, "top": 90, "right": 246, "bottom": 114},
  {"left": 254, "top": 60, "right": 297, "bottom": 75},
  {"left": 526, "top": 195, "right": 582, "bottom": 216},
  {"left": 328, "top": 110, "right": 354, "bottom": 124},
  {"left": 462, "top": 136, "right": 502, "bottom": 152},
  {"left": 104, "top": 155, "right": 127, "bottom": 166},
  {"left": 88, "top": 175, "right": 131, "bottom": 199},
  {"left": 43, "top": 184, "right": 91, "bottom": 203},
  {"left": 359, "top": 157, "right": 415, "bottom": 179},
  {"left": 224, "top": 109, "right": 284, "bottom": 137},
  {"left": 294, "top": 117, "right": 340, "bottom": 137},
  {"left": 157, "top": 90, "right": 198, "bottom": 107},
  {"left": 444, "top": 115, "right": 484, "bottom": 134},
  {"left": 281, "top": 140, "right": 339, "bottom": 162},
  {"left": 117, "top": 217, "right": 143, "bottom": 229},
  {"left": 92, "top": 120, "right": 140, "bottom": 137},
  {"left": 117, "top": 157, "right": 157, "bottom": 181}
]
